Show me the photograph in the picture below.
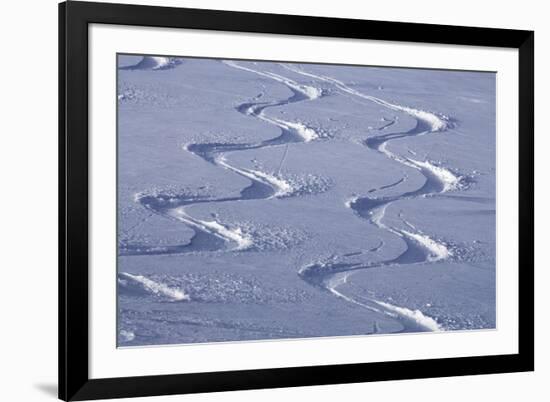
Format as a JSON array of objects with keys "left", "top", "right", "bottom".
[
  {"left": 0, "top": 0, "right": 541, "bottom": 400},
  {"left": 116, "top": 55, "right": 496, "bottom": 347}
]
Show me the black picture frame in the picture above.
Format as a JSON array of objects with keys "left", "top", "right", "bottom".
[{"left": 59, "top": 1, "right": 534, "bottom": 400}]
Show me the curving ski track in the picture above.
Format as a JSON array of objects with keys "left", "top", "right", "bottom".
[
  {"left": 285, "top": 64, "right": 463, "bottom": 332},
  {"left": 121, "top": 58, "right": 468, "bottom": 335},
  {"left": 121, "top": 61, "right": 323, "bottom": 256}
]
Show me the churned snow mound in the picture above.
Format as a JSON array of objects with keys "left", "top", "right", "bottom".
[
  {"left": 401, "top": 230, "right": 452, "bottom": 262},
  {"left": 408, "top": 159, "right": 463, "bottom": 192},
  {"left": 118, "top": 272, "right": 190, "bottom": 301},
  {"left": 200, "top": 220, "right": 253, "bottom": 250},
  {"left": 122, "top": 56, "right": 181, "bottom": 70},
  {"left": 374, "top": 300, "right": 443, "bottom": 331}
]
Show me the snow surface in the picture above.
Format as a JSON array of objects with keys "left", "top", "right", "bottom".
[{"left": 117, "top": 55, "right": 496, "bottom": 346}]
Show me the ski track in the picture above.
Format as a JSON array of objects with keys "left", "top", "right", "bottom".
[
  {"left": 286, "top": 64, "right": 461, "bottom": 332},
  {"left": 121, "top": 59, "right": 468, "bottom": 334},
  {"left": 121, "top": 61, "right": 324, "bottom": 256}
]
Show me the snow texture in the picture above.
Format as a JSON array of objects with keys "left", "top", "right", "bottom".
[{"left": 117, "top": 55, "right": 496, "bottom": 346}]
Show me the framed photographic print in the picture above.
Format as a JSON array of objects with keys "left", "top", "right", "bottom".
[{"left": 59, "top": 1, "right": 534, "bottom": 400}]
